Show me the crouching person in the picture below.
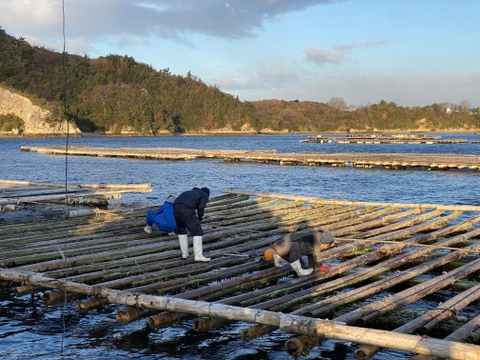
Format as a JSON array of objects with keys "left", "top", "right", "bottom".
[
  {"left": 263, "top": 229, "right": 334, "bottom": 276},
  {"left": 144, "top": 195, "right": 177, "bottom": 235},
  {"left": 173, "top": 187, "right": 211, "bottom": 262}
]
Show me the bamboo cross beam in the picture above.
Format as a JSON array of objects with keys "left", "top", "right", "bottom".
[{"left": 1, "top": 268, "right": 479, "bottom": 360}]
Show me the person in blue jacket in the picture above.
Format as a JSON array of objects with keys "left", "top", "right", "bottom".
[
  {"left": 173, "top": 187, "right": 211, "bottom": 262},
  {"left": 144, "top": 195, "right": 177, "bottom": 235}
]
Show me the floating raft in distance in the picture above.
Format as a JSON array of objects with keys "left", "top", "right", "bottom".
[
  {"left": 0, "top": 179, "right": 152, "bottom": 211},
  {"left": 21, "top": 146, "right": 480, "bottom": 171},
  {"left": 1, "top": 188, "right": 480, "bottom": 359},
  {"left": 300, "top": 134, "right": 471, "bottom": 144}
]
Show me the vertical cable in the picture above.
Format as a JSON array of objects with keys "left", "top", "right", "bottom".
[{"left": 60, "top": 0, "right": 69, "bottom": 354}]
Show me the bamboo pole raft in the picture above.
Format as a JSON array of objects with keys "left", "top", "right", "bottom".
[
  {"left": 20, "top": 145, "right": 480, "bottom": 171},
  {"left": 1, "top": 189, "right": 480, "bottom": 359},
  {"left": 300, "top": 134, "right": 469, "bottom": 144},
  {"left": 0, "top": 179, "right": 152, "bottom": 211}
]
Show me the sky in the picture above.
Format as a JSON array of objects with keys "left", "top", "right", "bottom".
[{"left": 0, "top": 0, "right": 479, "bottom": 108}]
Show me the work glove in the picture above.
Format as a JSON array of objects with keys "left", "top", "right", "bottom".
[{"left": 318, "top": 265, "right": 330, "bottom": 274}]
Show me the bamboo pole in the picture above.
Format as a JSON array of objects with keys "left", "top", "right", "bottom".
[
  {"left": 193, "top": 317, "right": 233, "bottom": 331},
  {"left": 241, "top": 324, "right": 278, "bottom": 341},
  {"left": 1, "top": 269, "right": 480, "bottom": 359},
  {"left": 221, "top": 188, "right": 480, "bottom": 212},
  {"left": 77, "top": 297, "right": 107, "bottom": 313},
  {"left": 0, "top": 179, "right": 151, "bottom": 191},
  {"left": 410, "top": 316, "right": 480, "bottom": 360},
  {"left": 307, "top": 239, "right": 480, "bottom": 319},
  {"left": 116, "top": 306, "right": 154, "bottom": 325},
  {"left": 334, "top": 254, "right": 480, "bottom": 326},
  {"left": 285, "top": 334, "right": 324, "bottom": 358},
  {"left": 354, "top": 284, "right": 480, "bottom": 359},
  {"left": 148, "top": 312, "right": 191, "bottom": 330}
]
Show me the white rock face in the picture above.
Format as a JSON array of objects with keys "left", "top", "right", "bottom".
[{"left": 0, "top": 86, "right": 81, "bottom": 135}]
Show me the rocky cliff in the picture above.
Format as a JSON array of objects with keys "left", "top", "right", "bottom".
[{"left": 0, "top": 86, "right": 81, "bottom": 136}]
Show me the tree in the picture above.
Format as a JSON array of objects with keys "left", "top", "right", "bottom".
[
  {"left": 327, "top": 97, "right": 347, "bottom": 112},
  {"left": 458, "top": 99, "right": 471, "bottom": 114}
]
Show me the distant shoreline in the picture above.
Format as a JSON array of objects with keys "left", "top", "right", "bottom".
[{"left": 0, "top": 129, "right": 479, "bottom": 139}]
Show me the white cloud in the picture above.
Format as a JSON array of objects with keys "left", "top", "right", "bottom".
[{"left": 304, "top": 48, "right": 343, "bottom": 65}]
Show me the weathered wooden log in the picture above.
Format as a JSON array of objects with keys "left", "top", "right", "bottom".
[{"left": 1, "top": 269, "right": 480, "bottom": 360}]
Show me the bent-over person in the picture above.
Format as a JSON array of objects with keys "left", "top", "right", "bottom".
[
  {"left": 264, "top": 229, "right": 334, "bottom": 276},
  {"left": 173, "top": 187, "right": 211, "bottom": 262}
]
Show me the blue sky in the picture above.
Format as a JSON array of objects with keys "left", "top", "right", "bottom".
[{"left": 1, "top": 0, "right": 479, "bottom": 108}]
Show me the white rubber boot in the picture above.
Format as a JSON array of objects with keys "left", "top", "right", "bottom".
[
  {"left": 144, "top": 225, "right": 152, "bottom": 234},
  {"left": 290, "top": 260, "right": 313, "bottom": 276},
  {"left": 193, "top": 236, "right": 211, "bottom": 262},
  {"left": 178, "top": 234, "right": 189, "bottom": 259}
]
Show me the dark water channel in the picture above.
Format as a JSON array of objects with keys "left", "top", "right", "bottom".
[{"left": 1, "top": 133, "right": 480, "bottom": 359}]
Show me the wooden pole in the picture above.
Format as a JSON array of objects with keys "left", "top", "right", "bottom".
[{"left": 1, "top": 269, "right": 479, "bottom": 360}]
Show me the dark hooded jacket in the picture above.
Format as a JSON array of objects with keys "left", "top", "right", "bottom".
[{"left": 173, "top": 187, "right": 210, "bottom": 222}]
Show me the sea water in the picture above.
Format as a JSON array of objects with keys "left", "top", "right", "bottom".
[{"left": 0, "top": 133, "right": 479, "bottom": 359}]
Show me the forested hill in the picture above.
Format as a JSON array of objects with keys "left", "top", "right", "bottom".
[{"left": 0, "top": 28, "right": 478, "bottom": 135}]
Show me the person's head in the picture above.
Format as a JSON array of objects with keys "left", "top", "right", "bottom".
[
  {"left": 263, "top": 248, "right": 275, "bottom": 261},
  {"left": 320, "top": 231, "right": 334, "bottom": 250},
  {"left": 200, "top": 187, "right": 210, "bottom": 197}
]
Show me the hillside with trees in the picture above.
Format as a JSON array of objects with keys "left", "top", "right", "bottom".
[{"left": 0, "top": 27, "right": 478, "bottom": 135}]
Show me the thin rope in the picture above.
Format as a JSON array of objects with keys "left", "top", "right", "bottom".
[{"left": 60, "top": 0, "right": 69, "bottom": 354}]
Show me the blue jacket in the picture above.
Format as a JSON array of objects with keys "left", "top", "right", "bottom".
[{"left": 149, "top": 201, "right": 177, "bottom": 232}]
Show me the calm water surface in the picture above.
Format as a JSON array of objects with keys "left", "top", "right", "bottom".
[{"left": 1, "top": 133, "right": 480, "bottom": 359}]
